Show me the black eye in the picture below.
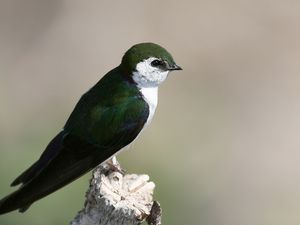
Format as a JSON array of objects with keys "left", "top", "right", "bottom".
[{"left": 151, "top": 59, "right": 163, "bottom": 67}]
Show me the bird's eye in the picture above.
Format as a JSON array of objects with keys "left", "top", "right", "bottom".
[{"left": 151, "top": 59, "right": 163, "bottom": 67}]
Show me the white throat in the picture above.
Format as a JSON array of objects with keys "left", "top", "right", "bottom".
[{"left": 140, "top": 87, "right": 158, "bottom": 127}]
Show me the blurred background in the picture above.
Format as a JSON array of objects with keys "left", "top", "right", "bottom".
[{"left": 1, "top": 0, "right": 300, "bottom": 224}]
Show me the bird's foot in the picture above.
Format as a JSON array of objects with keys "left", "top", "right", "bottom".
[{"left": 105, "top": 156, "right": 126, "bottom": 175}]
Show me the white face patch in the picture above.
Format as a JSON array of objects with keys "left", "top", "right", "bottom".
[{"left": 132, "top": 57, "right": 169, "bottom": 88}]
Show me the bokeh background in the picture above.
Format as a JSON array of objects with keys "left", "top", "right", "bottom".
[{"left": 1, "top": 0, "right": 300, "bottom": 224}]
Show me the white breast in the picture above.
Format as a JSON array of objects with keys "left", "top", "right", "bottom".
[{"left": 140, "top": 87, "right": 158, "bottom": 127}]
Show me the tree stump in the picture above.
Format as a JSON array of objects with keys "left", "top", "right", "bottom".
[{"left": 70, "top": 158, "right": 162, "bottom": 225}]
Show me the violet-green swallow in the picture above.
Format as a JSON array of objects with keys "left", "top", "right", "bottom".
[{"left": 0, "top": 43, "right": 181, "bottom": 214}]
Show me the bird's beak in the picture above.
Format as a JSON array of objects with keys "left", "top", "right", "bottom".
[{"left": 168, "top": 64, "right": 182, "bottom": 71}]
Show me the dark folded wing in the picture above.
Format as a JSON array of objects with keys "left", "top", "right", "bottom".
[{"left": 0, "top": 95, "right": 149, "bottom": 214}]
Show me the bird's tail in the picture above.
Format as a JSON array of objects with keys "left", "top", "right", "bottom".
[{"left": 0, "top": 189, "right": 31, "bottom": 215}]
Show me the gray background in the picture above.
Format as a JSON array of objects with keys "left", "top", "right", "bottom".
[{"left": 1, "top": 1, "right": 300, "bottom": 224}]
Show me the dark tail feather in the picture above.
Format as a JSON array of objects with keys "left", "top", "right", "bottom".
[
  {"left": 11, "top": 131, "right": 65, "bottom": 187},
  {"left": 18, "top": 204, "right": 31, "bottom": 213},
  {"left": 11, "top": 162, "right": 39, "bottom": 186},
  {"left": 0, "top": 190, "right": 30, "bottom": 214}
]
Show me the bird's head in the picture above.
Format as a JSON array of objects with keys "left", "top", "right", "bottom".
[{"left": 121, "top": 43, "right": 182, "bottom": 88}]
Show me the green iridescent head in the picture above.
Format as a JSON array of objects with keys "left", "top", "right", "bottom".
[{"left": 120, "top": 42, "right": 182, "bottom": 73}]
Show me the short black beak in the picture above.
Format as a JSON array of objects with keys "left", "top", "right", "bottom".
[{"left": 168, "top": 64, "right": 182, "bottom": 71}]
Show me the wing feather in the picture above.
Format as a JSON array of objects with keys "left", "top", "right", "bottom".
[{"left": 0, "top": 93, "right": 149, "bottom": 214}]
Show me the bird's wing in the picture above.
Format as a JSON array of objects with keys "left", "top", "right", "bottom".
[{"left": 0, "top": 96, "right": 149, "bottom": 214}]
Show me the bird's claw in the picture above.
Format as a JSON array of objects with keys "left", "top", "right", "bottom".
[{"left": 105, "top": 156, "right": 126, "bottom": 175}]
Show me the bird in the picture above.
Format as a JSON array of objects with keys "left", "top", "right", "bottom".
[{"left": 0, "top": 42, "right": 182, "bottom": 214}]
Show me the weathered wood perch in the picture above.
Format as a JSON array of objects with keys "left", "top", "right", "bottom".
[{"left": 70, "top": 157, "right": 162, "bottom": 225}]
